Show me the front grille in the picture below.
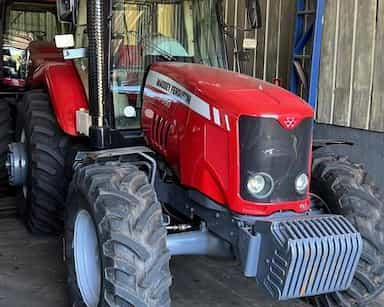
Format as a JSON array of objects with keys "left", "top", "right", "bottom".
[{"left": 239, "top": 116, "right": 312, "bottom": 203}]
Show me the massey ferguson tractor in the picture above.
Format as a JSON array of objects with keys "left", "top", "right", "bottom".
[
  {"left": 4, "top": 0, "right": 384, "bottom": 306},
  {"left": 0, "top": 0, "right": 61, "bottom": 193}
]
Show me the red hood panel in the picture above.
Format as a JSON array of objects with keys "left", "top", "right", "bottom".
[
  {"left": 143, "top": 62, "right": 314, "bottom": 215},
  {"left": 151, "top": 62, "right": 314, "bottom": 122}
]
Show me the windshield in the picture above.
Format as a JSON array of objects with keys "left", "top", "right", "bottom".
[{"left": 110, "top": 0, "right": 227, "bottom": 129}]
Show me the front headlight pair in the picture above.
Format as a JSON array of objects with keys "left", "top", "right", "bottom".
[{"left": 247, "top": 172, "right": 308, "bottom": 199}]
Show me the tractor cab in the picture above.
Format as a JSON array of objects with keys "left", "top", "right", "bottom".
[
  {"left": 70, "top": 0, "right": 229, "bottom": 130},
  {"left": 111, "top": 0, "right": 228, "bottom": 129}
]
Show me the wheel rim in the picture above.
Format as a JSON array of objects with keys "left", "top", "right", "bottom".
[
  {"left": 20, "top": 130, "right": 27, "bottom": 199},
  {"left": 74, "top": 210, "right": 101, "bottom": 307}
]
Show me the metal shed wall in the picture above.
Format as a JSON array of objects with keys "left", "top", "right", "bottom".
[
  {"left": 5, "top": 7, "right": 57, "bottom": 42},
  {"left": 316, "top": 0, "right": 384, "bottom": 132},
  {"left": 223, "top": 0, "right": 296, "bottom": 87}
]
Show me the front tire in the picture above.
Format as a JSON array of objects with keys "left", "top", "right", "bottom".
[
  {"left": 65, "top": 161, "right": 172, "bottom": 307},
  {"left": 311, "top": 154, "right": 384, "bottom": 307}
]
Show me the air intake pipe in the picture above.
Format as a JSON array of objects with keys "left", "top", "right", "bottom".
[{"left": 87, "top": 0, "right": 111, "bottom": 147}]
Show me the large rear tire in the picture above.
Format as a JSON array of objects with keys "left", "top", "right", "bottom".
[
  {"left": 18, "top": 90, "right": 70, "bottom": 234},
  {"left": 65, "top": 161, "right": 172, "bottom": 307},
  {"left": 0, "top": 98, "right": 13, "bottom": 194},
  {"left": 311, "top": 153, "right": 384, "bottom": 307}
]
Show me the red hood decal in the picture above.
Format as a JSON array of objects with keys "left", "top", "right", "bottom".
[{"left": 150, "top": 62, "right": 314, "bottom": 121}]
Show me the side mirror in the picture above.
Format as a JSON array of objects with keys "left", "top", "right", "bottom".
[
  {"left": 55, "top": 34, "right": 88, "bottom": 60},
  {"left": 246, "top": 0, "right": 262, "bottom": 29},
  {"left": 57, "top": 0, "right": 77, "bottom": 24}
]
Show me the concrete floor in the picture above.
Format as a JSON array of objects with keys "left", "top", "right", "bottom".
[{"left": 0, "top": 217, "right": 309, "bottom": 307}]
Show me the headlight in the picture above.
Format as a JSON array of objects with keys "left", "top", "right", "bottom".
[
  {"left": 247, "top": 173, "right": 274, "bottom": 199},
  {"left": 295, "top": 173, "right": 309, "bottom": 194}
]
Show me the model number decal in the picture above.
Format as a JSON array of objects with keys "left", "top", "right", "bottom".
[
  {"left": 156, "top": 79, "right": 191, "bottom": 105},
  {"left": 146, "top": 70, "right": 211, "bottom": 121},
  {"left": 146, "top": 70, "right": 231, "bottom": 131}
]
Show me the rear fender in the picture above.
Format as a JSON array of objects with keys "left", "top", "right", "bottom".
[{"left": 38, "top": 62, "right": 88, "bottom": 136}]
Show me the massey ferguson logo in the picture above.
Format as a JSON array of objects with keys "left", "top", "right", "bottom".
[{"left": 281, "top": 116, "right": 298, "bottom": 129}]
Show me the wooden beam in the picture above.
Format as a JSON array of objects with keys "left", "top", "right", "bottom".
[
  {"left": 370, "top": 0, "right": 384, "bottom": 131},
  {"left": 350, "top": 0, "right": 377, "bottom": 129},
  {"left": 317, "top": 0, "right": 338, "bottom": 123},
  {"left": 332, "top": 0, "right": 355, "bottom": 126}
]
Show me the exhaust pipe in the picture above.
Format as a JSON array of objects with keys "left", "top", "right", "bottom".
[{"left": 87, "top": 0, "right": 110, "bottom": 132}]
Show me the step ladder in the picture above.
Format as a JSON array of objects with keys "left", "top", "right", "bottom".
[{"left": 289, "top": 0, "right": 325, "bottom": 109}]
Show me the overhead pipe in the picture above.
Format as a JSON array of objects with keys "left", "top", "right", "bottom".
[{"left": 87, "top": 0, "right": 110, "bottom": 128}]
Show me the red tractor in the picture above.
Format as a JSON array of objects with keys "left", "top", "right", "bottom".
[
  {"left": 5, "top": 0, "right": 384, "bottom": 306},
  {"left": 0, "top": 0, "right": 61, "bottom": 192}
]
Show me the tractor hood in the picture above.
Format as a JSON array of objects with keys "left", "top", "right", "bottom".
[{"left": 150, "top": 62, "right": 314, "bottom": 121}]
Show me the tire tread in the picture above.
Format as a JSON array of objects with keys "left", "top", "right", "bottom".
[
  {"left": 21, "top": 91, "right": 69, "bottom": 233},
  {"left": 66, "top": 162, "right": 171, "bottom": 307},
  {"left": 312, "top": 154, "right": 384, "bottom": 307}
]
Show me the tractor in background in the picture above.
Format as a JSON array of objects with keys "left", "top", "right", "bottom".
[
  {"left": 0, "top": 0, "right": 62, "bottom": 193},
  {"left": 5, "top": 0, "right": 384, "bottom": 306}
]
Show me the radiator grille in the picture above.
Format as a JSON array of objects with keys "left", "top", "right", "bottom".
[{"left": 151, "top": 113, "right": 171, "bottom": 151}]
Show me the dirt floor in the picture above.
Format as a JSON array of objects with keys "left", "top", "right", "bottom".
[{"left": 0, "top": 214, "right": 309, "bottom": 307}]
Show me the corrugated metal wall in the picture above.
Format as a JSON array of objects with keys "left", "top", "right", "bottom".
[
  {"left": 5, "top": 8, "right": 57, "bottom": 42},
  {"left": 223, "top": 0, "right": 296, "bottom": 88},
  {"left": 316, "top": 0, "right": 384, "bottom": 132}
]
